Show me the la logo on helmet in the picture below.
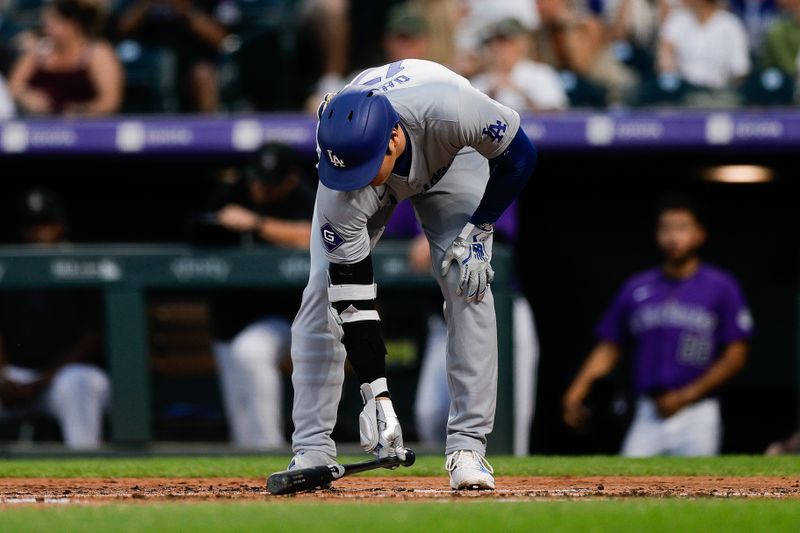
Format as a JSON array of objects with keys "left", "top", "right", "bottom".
[{"left": 327, "top": 149, "right": 346, "bottom": 168}]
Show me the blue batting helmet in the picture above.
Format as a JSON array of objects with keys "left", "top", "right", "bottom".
[{"left": 317, "top": 86, "right": 400, "bottom": 192}]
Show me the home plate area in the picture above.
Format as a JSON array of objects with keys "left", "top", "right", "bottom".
[{"left": 1, "top": 476, "right": 799, "bottom": 504}]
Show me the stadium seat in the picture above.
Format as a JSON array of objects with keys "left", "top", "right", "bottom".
[
  {"left": 630, "top": 73, "right": 690, "bottom": 107},
  {"left": 6, "top": 0, "right": 45, "bottom": 31},
  {"left": 116, "top": 41, "right": 179, "bottom": 113},
  {"left": 738, "top": 68, "right": 796, "bottom": 107},
  {"left": 229, "top": 30, "right": 299, "bottom": 110},
  {"left": 234, "top": 0, "right": 292, "bottom": 32},
  {"left": 611, "top": 41, "right": 655, "bottom": 80},
  {"left": 632, "top": 72, "right": 753, "bottom": 108},
  {"left": 223, "top": 1, "right": 299, "bottom": 111},
  {"left": 559, "top": 70, "right": 608, "bottom": 108}
]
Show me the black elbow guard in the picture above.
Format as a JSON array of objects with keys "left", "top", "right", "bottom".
[
  {"left": 328, "top": 256, "right": 379, "bottom": 324},
  {"left": 328, "top": 255, "right": 386, "bottom": 383}
]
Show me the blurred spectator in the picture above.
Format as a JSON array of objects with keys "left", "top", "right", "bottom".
[
  {"left": 598, "top": 0, "right": 658, "bottom": 48},
  {"left": 304, "top": 3, "right": 432, "bottom": 112},
  {"left": 657, "top": 0, "right": 750, "bottom": 90},
  {"left": 534, "top": 0, "right": 637, "bottom": 102},
  {"left": 563, "top": 196, "right": 752, "bottom": 456},
  {"left": 0, "top": 189, "right": 109, "bottom": 450},
  {"left": 760, "top": 0, "right": 800, "bottom": 76},
  {"left": 454, "top": 0, "right": 540, "bottom": 76},
  {"left": 8, "top": 0, "right": 122, "bottom": 115},
  {"left": 729, "top": 0, "right": 780, "bottom": 50},
  {"left": 470, "top": 17, "right": 568, "bottom": 112},
  {"left": 383, "top": 3, "right": 430, "bottom": 62},
  {"left": 199, "top": 143, "right": 314, "bottom": 449},
  {"left": 413, "top": 0, "right": 459, "bottom": 68},
  {"left": 117, "top": 0, "right": 232, "bottom": 112},
  {"left": 383, "top": 200, "right": 540, "bottom": 456},
  {"left": 301, "top": 0, "right": 350, "bottom": 96},
  {"left": 590, "top": 0, "right": 660, "bottom": 86},
  {"left": 0, "top": 70, "right": 13, "bottom": 117}
]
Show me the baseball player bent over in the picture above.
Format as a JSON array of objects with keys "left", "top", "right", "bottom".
[{"left": 288, "top": 59, "right": 537, "bottom": 489}]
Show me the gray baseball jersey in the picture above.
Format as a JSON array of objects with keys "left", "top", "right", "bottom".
[
  {"left": 316, "top": 59, "right": 521, "bottom": 265},
  {"left": 291, "top": 59, "right": 520, "bottom": 459}
]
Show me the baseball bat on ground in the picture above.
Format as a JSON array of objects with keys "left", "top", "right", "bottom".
[{"left": 267, "top": 449, "right": 416, "bottom": 495}]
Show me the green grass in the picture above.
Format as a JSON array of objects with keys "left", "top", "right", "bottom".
[
  {"left": 3, "top": 457, "right": 799, "bottom": 532},
  {"left": 2, "top": 500, "right": 800, "bottom": 532},
  {"left": 1, "top": 455, "right": 799, "bottom": 478}
]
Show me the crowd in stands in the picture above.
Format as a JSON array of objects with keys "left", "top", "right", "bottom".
[{"left": 0, "top": 0, "right": 799, "bottom": 113}]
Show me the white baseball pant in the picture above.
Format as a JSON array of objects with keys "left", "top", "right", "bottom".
[
  {"left": 622, "top": 396, "right": 722, "bottom": 457},
  {"left": 213, "top": 317, "right": 291, "bottom": 449},
  {"left": 0, "top": 363, "right": 109, "bottom": 449}
]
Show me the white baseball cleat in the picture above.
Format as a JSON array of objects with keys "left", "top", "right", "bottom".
[
  {"left": 445, "top": 450, "right": 495, "bottom": 490},
  {"left": 287, "top": 450, "right": 336, "bottom": 470}
]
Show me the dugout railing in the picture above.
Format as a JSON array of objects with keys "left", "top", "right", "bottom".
[{"left": 0, "top": 243, "right": 515, "bottom": 453}]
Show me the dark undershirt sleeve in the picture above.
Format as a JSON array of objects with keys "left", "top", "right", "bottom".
[{"left": 470, "top": 128, "right": 537, "bottom": 226}]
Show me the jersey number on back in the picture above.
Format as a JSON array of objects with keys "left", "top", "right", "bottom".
[{"left": 351, "top": 61, "right": 410, "bottom": 92}]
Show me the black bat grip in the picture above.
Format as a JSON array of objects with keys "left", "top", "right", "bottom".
[
  {"left": 267, "top": 464, "right": 343, "bottom": 495},
  {"left": 342, "top": 451, "right": 415, "bottom": 475},
  {"left": 267, "top": 449, "right": 416, "bottom": 495}
]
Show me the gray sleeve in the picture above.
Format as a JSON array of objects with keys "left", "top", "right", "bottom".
[
  {"left": 457, "top": 83, "right": 521, "bottom": 159},
  {"left": 315, "top": 184, "right": 381, "bottom": 265}
]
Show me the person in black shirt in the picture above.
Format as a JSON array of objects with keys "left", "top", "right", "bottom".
[
  {"left": 116, "top": 0, "right": 232, "bottom": 111},
  {"left": 0, "top": 189, "right": 109, "bottom": 449},
  {"left": 202, "top": 143, "right": 313, "bottom": 449}
]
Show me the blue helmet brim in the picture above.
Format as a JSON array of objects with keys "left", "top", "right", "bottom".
[{"left": 318, "top": 145, "right": 386, "bottom": 192}]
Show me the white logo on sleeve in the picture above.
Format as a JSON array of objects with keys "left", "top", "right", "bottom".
[
  {"left": 320, "top": 223, "right": 344, "bottom": 253},
  {"left": 327, "top": 149, "right": 346, "bottom": 168}
]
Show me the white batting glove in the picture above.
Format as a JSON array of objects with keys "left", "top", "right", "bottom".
[
  {"left": 359, "top": 379, "right": 407, "bottom": 462},
  {"left": 440, "top": 222, "right": 494, "bottom": 303}
]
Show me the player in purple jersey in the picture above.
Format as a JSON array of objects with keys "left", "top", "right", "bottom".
[{"left": 563, "top": 196, "right": 753, "bottom": 456}]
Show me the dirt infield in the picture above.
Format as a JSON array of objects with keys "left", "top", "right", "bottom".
[{"left": 2, "top": 476, "right": 800, "bottom": 504}]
